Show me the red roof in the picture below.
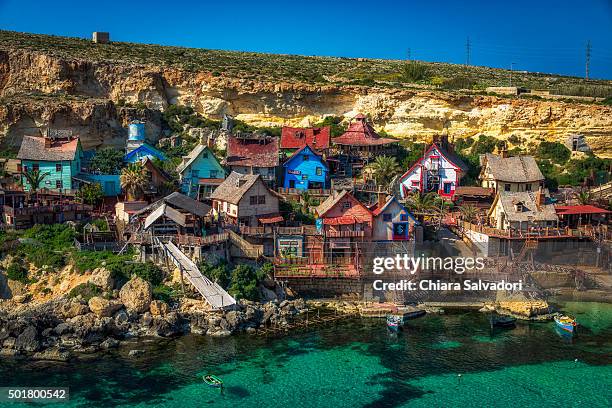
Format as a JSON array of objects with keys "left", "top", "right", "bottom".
[
  {"left": 555, "top": 205, "right": 611, "bottom": 215},
  {"left": 280, "top": 126, "right": 330, "bottom": 150},
  {"left": 226, "top": 135, "right": 279, "bottom": 167},
  {"left": 258, "top": 214, "right": 284, "bottom": 224},
  {"left": 332, "top": 115, "right": 397, "bottom": 147},
  {"left": 323, "top": 215, "right": 359, "bottom": 225}
]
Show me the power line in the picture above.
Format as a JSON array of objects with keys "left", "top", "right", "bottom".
[{"left": 585, "top": 40, "right": 592, "bottom": 80}]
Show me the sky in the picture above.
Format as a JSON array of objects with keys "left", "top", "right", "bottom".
[{"left": 1, "top": 0, "right": 611, "bottom": 79}]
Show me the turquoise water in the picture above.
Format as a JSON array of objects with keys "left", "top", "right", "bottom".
[{"left": 1, "top": 302, "right": 611, "bottom": 407}]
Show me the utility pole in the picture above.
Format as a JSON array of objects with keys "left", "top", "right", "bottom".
[
  {"left": 465, "top": 37, "right": 471, "bottom": 66},
  {"left": 509, "top": 62, "right": 516, "bottom": 86},
  {"left": 407, "top": 48, "right": 411, "bottom": 61},
  {"left": 585, "top": 40, "right": 592, "bottom": 80}
]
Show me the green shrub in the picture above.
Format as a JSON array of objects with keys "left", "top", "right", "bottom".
[
  {"left": 6, "top": 262, "right": 28, "bottom": 283},
  {"left": 133, "top": 262, "right": 164, "bottom": 286},
  {"left": 228, "top": 263, "right": 269, "bottom": 301},
  {"left": 152, "top": 284, "right": 176, "bottom": 303},
  {"left": 536, "top": 141, "right": 571, "bottom": 164},
  {"left": 77, "top": 183, "right": 104, "bottom": 206},
  {"left": 68, "top": 282, "right": 102, "bottom": 301},
  {"left": 200, "top": 260, "right": 231, "bottom": 288},
  {"left": 88, "top": 147, "right": 125, "bottom": 174},
  {"left": 401, "top": 61, "right": 429, "bottom": 82}
]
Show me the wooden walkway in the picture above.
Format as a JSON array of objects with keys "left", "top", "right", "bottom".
[{"left": 156, "top": 238, "right": 236, "bottom": 309}]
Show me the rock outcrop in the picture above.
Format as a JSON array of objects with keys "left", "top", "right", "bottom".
[
  {"left": 87, "top": 297, "right": 123, "bottom": 318},
  {"left": 119, "top": 277, "right": 152, "bottom": 314},
  {"left": 0, "top": 48, "right": 610, "bottom": 157}
]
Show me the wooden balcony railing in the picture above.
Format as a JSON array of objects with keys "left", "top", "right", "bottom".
[
  {"left": 177, "top": 233, "right": 229, "bottom": 246},
  {"left": 3, "top": 203, "right": 92, "bottom": 216},
  {"left": 326, "top": 230, "right": 365, "bottom": 238},
  {"left": 459, "top": 221, "right": 610, "bottom": 240}
]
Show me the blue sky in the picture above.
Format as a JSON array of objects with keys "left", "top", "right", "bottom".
[{"left": 1, "top": 0, "right": 611, "bottom": 79}]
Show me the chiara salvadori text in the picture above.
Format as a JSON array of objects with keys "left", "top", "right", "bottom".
[
  {"left": 372, "top": 255, "right": 485, "bottom": 275},
  {"left": 372, "top": 279, "right": 523, "bottom": 292}
]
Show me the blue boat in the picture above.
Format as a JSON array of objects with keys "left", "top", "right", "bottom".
[
  {"left": 386, "top": 315, "right": 403, "bottom": 332},
  {"left": 554, "top": 315, "right": 577, "bottom": 334}
]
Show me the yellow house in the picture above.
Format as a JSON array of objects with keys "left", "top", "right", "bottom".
[{"left": 479, "top": 153, "right": 544, "bottom": 193}]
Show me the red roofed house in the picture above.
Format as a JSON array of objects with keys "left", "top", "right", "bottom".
[
  {"left": 315, "top": 190, "right": 372, "bottom": 266},
  {"left": 555, "top": 204, "right": 610, "bottom": 228},
  {"left": 398, "top": 135, "right": 468, "bottom": 199},
  {"left": 280, "top": 126, "right": 331, "bottom": 155},
  {"left": 331, "top": 114, "right": 397, "bottom": 177},
  {"left": 226, "top": 135, "right": 279, "bottom": 187},
  {"left": 369, "top": 195, "right": 418, "bottom": 241}
]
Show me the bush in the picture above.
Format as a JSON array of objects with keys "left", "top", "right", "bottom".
[
  {"left": 313, "top": 116, "right": 347, "bottom": 137},
  {"left": 77, "top": 183, "right": 104, "bottom": 206},
  {"left": 152, "top": 284, "right": 176, "bottom": 303},
  {"left": 6, "top": 262, "right": 28, "bottom": 283},
  {"left": 228, "top": 264, "right": 267, "bottom": 301},
  {"left": 200, "top": 260, "right": 231, "bottom": 288},
  {"left": 536, "top": 141, "right": 571, "bottom": 164},
  {"left": 68, "top": 282, "right": 102, "bottom": 301},
  {"left": 401, "top": 61, "right": 429, "bottom": 82},
  {"left": 88, "top": 148, "right": 125, "bottom": 174},
  {"left": 133, "top": 262, "right": 164, "bottom": 286}
]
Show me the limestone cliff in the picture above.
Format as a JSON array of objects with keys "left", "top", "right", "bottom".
[{"left": 1, "top": 48, "right": 611, "bottom": 156}]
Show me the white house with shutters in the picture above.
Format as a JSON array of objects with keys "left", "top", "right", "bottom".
[{"left": 398, "top": 137, "right": 468, "bottom": 199}]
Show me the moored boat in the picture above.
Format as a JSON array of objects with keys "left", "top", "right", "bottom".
[
  {"left": 386, "top": 315, "right": 403, "bottom": 332},
  {"left": 554, "top": 315, "right": 577, "bottom": 334},
  {"left": 491, "top": 315, "right": 516, "bottom": 328},
  {"left": 203, "top": 374, "right": 224, "bottom": 388}
]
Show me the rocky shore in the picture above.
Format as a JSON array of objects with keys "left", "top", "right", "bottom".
[{"left": 0, "top": 275, "right": 307, "bottom": 362}]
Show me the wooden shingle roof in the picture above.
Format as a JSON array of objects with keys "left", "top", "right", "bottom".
[
  {"left": 17, "top": 136, "right": 80, "bottom": 161},
  {"left": 209, "top": 171, "right": 261, "bottom": 205}
]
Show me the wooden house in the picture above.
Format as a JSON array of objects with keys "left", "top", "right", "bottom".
[
  {"left": 479, "top": 153, "right": 544, "bottom": 193},
  {"left": 315, "top": 190, "right": 372, "bottom": 262},
  {"left": 369, "top": 195, "right": 417, "bottom": 241},
  {"left": 132, "top": 192, "right": 212, "bottom": 236},
  {"left": 280, "top": 126, "right": 331, "bottom": 155},
  {"left": 226, "top": 135, "right": 279, "bottom": 187},
  {"left": 177, "top": 144, "right": 226, "bottom": 199},
  {"left": 17, "top": 134, "right": 84, "bottom": 193},
  {"left": 282, "top": 145, "right": 329, "bottom": 191},
  {"left": 555, "top": 205, "right": 610, "bottom": 228},
  {"left": 398, "top": 136, "right": 468, "bottom": 199},
  {"left": 124, "top": 143, "right": 167, "bottom": 163},
  {"left": 488, "top": 189, "right": 558, "bottom": 231},
  {"left": 210, "top": 171, "right": 280, "bottom": 227},
  {"left": 331, "top": 114, "right": 397, "bottom": 177}
]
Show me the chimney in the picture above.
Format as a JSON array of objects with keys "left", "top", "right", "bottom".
[
  {"left": 536, "top": 187, "right": 545, "bottom": 208},
  {"left": 377, "top": 193, "right": 386, "bottom": 210},
  {"left": 500, "top": 149, "right": 509, "bottom": 158},
  {"left": 44, "top": 136, "right": 52, "bottom": 148}
]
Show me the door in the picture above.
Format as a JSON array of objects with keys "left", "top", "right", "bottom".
[{"left": 289, "top": 180, "right": 295, "bottom": 189}]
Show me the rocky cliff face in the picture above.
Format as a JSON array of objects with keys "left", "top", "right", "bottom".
[{"left": 1, "top": 49, "right": 611, "bottom": 156}]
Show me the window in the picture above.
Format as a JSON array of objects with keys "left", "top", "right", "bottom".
[
  {"left": 16, "top": 164, "right": 22, "bottom": 173},
  {"left": 400, "top": 214, "right": 408, "bottom": 221},
  {"left": 411, "top": 180, "right": 420, "bottom": 186},
  {"left": 302, "top": 155, "right": 309, "bottom": 161},
  {"left": 202, "top": 152, "right": 208, "bottom": 158},
  {"left": 302, "top": 175, "right": 308, "bottom": 180},
  {"left": 504, "top": 184, "right": 511, "bottom": 192},
  {"left": 443, "top": 182, "right": 452, "bottom": 194},
  {"left": 525, "top": 183, "right": 532, "bottom": 191},
  {"left": 33, "top": 164, "right": 39, "bottom": 172},
  {"left": 56, "top": 163, "right": 62, "bottom": 172},
  {"left": 249, "top": 195, "right": 257, "bottom": 205},
  {"left": 316, "top": 167, "right": 322, "bottom": 176},
  {"left": 191, "top": 170, "right": 199, "bottom": 178},
  {"left": 383, "top": 214, "right": 392, "bottom": 222},
  {"left": 342, "top": 201, "right": 351, "bottom": 209},
  {"left": 56, "top": 180, "right": 63, "bottom": 189},
  {"left": 258, "top": 195, "right": 266, "bottom": 204},
  {"left": 210, "top": 170, "right": 218, "bottom": 178}
]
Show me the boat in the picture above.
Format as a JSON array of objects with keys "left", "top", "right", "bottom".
[
  {"left": 554, "top": 315, "right": 577, "bottom": 334},
  {"left": 386, "top": 315, "right": 403, "bottom": 332},
  {"left": 401, "top": 306, "right": 426, "bottom": 320},
  {"left": 490, "top": 315, "right": 517, "bottom": 328},
  {"left": 203, "top": 374, "right": 224, "bottom": 388}
]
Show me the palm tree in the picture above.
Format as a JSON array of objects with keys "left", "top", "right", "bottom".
[
  {"left": 22, "top": 169, "right": 50, "bottom": 202},
  {"left": 367, "top": 156, "right": 400, "bottom": 187},
  {"left": 120, "top": 163, "right": 148, "bottom": 201},
  {"left": 574, "top": 190, "right": 593, "bottom": 205},
  {"left": 459, "top": 204, "right": 479, "bottom": 223},
  {"left": 406, "top": 192, "right": 437, "bottom": 222},
  {"left": 299, "top": 191, "right": 317, "bottom": 213}
]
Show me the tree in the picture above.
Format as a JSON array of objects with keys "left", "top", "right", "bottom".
[
  {"left": 22, "top": 169, "right": 50, "bottom": 201},
  {"left": 78, "top": 183, "right": 104, "bottom": 205},
  {"left": 120, "top": 163, "right": 148, "bottom": 200},
  {"left": 459, "top": 204, "right": 479, "bottom": 223},
  {"left": 405, "top": 192, "right": 437, "bottom": 222},
  {"left": 574, "top": 191, "right": 593, "bottom": 205},
  {"left": 367, "top": 156, "right": 401, "bottom": 186},
  {"left": 88, "top": 148, "right": 125, "bottom": 174},
  {"left": 228, "top": 264, "right": 267, "bottom": 301}
]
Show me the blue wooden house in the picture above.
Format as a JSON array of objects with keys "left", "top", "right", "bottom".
[
  {"left": 17, "top": 135, "right": 84, "bottom": 193},
  {"left": 282, "top": 145, "right": 329, "bottom": 191},
  {"left": 124, "top": 143, "right": 167, "bottom": 163},
  {"left": 177, "top": 144, "right": 226, "bottom": 199}
]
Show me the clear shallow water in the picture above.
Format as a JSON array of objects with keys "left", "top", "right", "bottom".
[{"left": 1, "top": 302, "right": 611, "bottom": 408}]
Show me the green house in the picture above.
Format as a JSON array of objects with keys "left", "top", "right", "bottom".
[
  {"left": 177, "top": 144, "right": 226, "bottom": 199},
  {"left": 17, "top": 135, "right": 84, "bottom": 192}
]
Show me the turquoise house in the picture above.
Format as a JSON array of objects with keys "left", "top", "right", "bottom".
[
  {"left": 124, "top": 143, "right": 167, "bottom": 163},
  {"left": 74, "top": 173, "right": 122, "bottom": 196},
  {"left": 17, "top": 135, "right": 84, "bottom": 192},
  {"left": 177, "top": 144, "right": 226, "bottom": 199},
  {"left": 282, "top": 145, "right": 329, "bottom": 190}
]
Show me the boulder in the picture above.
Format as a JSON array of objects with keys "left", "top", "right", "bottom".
[
  {"left": 15, "top": 326, "right": 40, "bottom": 352},
  {"left": 89, "top": 268, "right": 114, "bottom": 291},
  {"left": 119, "top": 277, "right": 152, "bottom": 314},
  {"left": 32, "top": 347, "right": 70, "bottom": 362},
  {"left": 100, "top": 338, "right": 120, "bottom": 349},
  {"left": 150, "top": 300, "right": 169, "bottom": 317},
  {"left": 128, "top": 349, "right": 145, "bottom": 357},
  {"left": 88, "top": 297, "right": 123, "bottom": 318},
  {"left": 59, "top": 300, "right": 89, "bottom": 318},
  {"left": 114, "top": 310, "right": 129, "bottom": 325}
]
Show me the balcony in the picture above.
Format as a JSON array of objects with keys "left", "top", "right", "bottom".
[
  {"left": 326, "top": 230, "right": 365, "bottom": 238},
  {"left": 3, "top": 203, "right": 92, "bottom": 216}
]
